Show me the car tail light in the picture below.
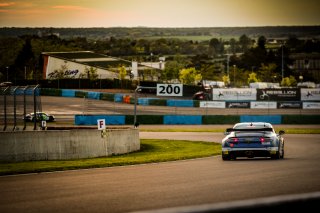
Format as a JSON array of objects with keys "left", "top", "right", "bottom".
[
  {"left": 260, "top": 137, "right": 271, "bottom": 145},
  {"left": 228, "top": 138, "right": 238, "bottom": 147}
]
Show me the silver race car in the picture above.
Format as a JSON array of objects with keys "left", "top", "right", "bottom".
[{"left": 222, "top": 122, "right": 285, "bottom": 160}]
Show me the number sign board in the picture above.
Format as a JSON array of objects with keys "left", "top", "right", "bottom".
[{"left": 156, "top": 84, "right": 183, "bottom": 96}]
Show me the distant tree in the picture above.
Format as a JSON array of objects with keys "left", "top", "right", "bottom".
[
  {"left": 162, "top": 60, "right": 180, "bottom": 81},
  {"left": 199, "top": 63, "right": 217, "bottom": 80},
  {"left": 118, "top": 65, "right": 127, "bottom": 80},
  {"left": 229, "top": 38, "right": 237, "bottom": 54},
  {"left": 0, "top": 37, "right": 24, "bottom": 72},
  {"left": 281, "top": 77, "right": 291, "bottom": 87},
  {"left": 13, "top": 38, "right": 35, "bottom": 80},
  {"left": 179, "top": 67, "right": 202, "bottom": 85},
  {"left": 257, "top": 36, "right": 266, "bottom": 49},
  {"left": 286, "top": 36, "right": 303, "bottom": 51},
  {"left": 209, "top": 38, "right": 224, "bottom": 57},
  {"left": 281, "top": 75, "right": 297, "bottom": 87},
  {"left": 289, "top": 75, "right": 297, "bottom": 86},
  {"left": 84, "top": 66, "right": 98, "bottom": 80},
  {"left": 239, "top": 34, "right": 252, "bottom": 52},
  {"left": 162, "top": 55, "right": 190, "bottom": 81},
  {"left": 257, "top": 63, "right": 277, "bottom": 82},
  {"left": 222, "top": 75, "right": 230, "bottom": 86},
  {"left": 247, "top": 72, "right": 260, "bottom": 84}
]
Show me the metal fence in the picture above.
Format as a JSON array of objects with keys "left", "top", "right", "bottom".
[{"left": 0, "top": 85, "right": 41, "bottom": 131}]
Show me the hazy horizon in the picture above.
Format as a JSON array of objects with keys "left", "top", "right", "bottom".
[{"left": 0, "top": 0, "right": 319, "bottom": 28}]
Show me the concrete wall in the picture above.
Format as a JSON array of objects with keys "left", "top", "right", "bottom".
[{"left": 0, "top": 128, "right": 139, "bottom": 162}]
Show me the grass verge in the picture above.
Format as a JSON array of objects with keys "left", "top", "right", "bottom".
[
  {"left": 0, "top": 139, "right": 221, "bottom": 176},
  {"left": 139, "top": 127, "right": 320, "bottom": 134}
]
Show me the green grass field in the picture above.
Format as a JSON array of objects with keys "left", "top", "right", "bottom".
[{"left": 0, "top": 139, "right": 221, "bottom": 176}]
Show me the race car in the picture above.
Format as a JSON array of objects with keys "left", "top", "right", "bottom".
[
  {"left": 23, "top": 112, "right": 55, "bottom": 122},
  {"left": 221, "top": 122, "right": 285, "bottom": 160}
]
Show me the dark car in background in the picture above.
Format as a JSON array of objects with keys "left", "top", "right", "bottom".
[
  {"left": 192, "top": 91, "right": 211, "bottom": 100},
  {"left": 0, "top": 81, "right": 13, "bottom": 87},
  {"left": 221, "top": 122, "right": 285, "bottom": 160},
  {"left": 23, "top": 112, "right": 55, "bottom": 122}
]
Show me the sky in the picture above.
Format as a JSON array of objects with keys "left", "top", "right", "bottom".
[{"left": 0, "top": 0, "right": 319, "bottom": 28}]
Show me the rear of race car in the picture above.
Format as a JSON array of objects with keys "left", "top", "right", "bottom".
[{"left": 222, "top": 132, "right": 280, "bottom": 160}]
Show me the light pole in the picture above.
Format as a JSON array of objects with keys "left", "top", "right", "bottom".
[
  {"left": 233, "top": 65, "right": 236, "bottom": 87},
  {"left": 281, "top": 43, "right": 284, "bottom": 81},
  {"left": 6, "top": 66, "right": 9, "bottom": 81}
]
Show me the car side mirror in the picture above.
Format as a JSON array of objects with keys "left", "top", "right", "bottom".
[
  {"left": 279, "top": 130, "right": 285, "bottom": 135},
  {"left": 224, "top": 128, "right": 233, "bottom": 135}
]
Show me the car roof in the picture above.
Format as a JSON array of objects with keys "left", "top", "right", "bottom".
[{"left": 233, "top": 122, "right": 273, "bottom": 129}]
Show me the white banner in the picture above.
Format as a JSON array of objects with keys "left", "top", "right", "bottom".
[
  {"left": 250, "top": 102, "right": 277, "bottom": 109},
  {"left": 303, "top": 102, "right": 320, "bottom": 109},
  {"left": 301, "top": 89, "right": 320, "bottom": 101},
  {"left": 212, "top": 88, "right": 256, "bottom": 101},
  {"left": 199, "top": 101, "right": 225, "bottom": 108}
]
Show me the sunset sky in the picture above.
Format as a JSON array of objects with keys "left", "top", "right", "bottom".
[{"left": 0, "top": 0, "right": 319, "bottom": 28}]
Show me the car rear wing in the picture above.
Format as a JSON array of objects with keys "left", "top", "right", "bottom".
[{"left": 225, "top": 128, "right": 273, "bottom": 133}]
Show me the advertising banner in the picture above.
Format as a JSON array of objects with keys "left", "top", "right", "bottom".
[
  {"left": 226, "top": 101, "right": 250, "bottom": 108},
  {"left": 212, "top": 88, "right": 256, "bottom": 101},
  {"left": 199, "top": 101, "right": 225, "bottom": 108},
  {"left": 301, "top": 89, "right": 320, "bottom": 101},
  {"left": 303, "top": 102, "right": 320, "bottom": 109},
  {"left": 277, "top": 102, "right": 302, "bottom": 109},
  {"left": 251, "top": 102, "right": 277, "bottom": 109},
  {"left": 256, "top": 88, "right": 300, "bottom": 101}
]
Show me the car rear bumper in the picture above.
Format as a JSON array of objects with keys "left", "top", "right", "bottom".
[{"left": 222, "top": 147, "right": 279, "bottom": 157}]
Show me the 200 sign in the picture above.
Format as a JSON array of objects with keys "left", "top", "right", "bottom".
[{"left": 156, "top": 84, "right": 183, "bottom": 96}]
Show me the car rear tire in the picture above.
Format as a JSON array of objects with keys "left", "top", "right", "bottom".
[
  {"left": 271, "top": 151, "right": 281, "bottom": 159},
  {"left": 280, "top": 146, "right": 284, "bottom": 159},
  {"left": 222, "top": 155, "right": 230, "bottom": 161}
]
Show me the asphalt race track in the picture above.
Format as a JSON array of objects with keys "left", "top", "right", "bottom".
[
  {"left": 1, "top": 96, "right": 320, "bottom": 212},
  {"left": 0, "top": 133, "right": 320, "bottom": 213}
]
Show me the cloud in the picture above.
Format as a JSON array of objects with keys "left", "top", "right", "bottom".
[
  {"left": 52, "top": 5, "right": 89, "bottom": 11},
  {"left": 0, "top": 2, "right": 15, "bottom": 7}
]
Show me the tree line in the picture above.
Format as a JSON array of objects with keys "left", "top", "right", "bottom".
[{"left": 0, "top": 31, "right": 319, "bottom": 87}]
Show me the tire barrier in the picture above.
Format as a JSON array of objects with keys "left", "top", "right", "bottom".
[
  {"left": 40, "top": 88, "right": 320, "bottom": 109},
  {"left": 240, "top": 115, "right": 282, "bottom": 124},
  {"left": 163, "top": 115, "right": 202, "bottom": 125},
  {"left": 75, "top": 115, "right": 126, "bottom": 125},
  {"left": 74, "top": 114, "right": 320, "bottom": 125}
]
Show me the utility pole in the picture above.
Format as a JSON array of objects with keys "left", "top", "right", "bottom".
[
  {"left": 281, "top": 43, "right": 284, "bottom": 81},
  {"left": 226, "top": 54, "right": 230, "bottom": 79}
]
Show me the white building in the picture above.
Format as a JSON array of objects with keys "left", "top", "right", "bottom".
[{"left": 42, "top": 51, "right": 164, "bottom": 81}]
